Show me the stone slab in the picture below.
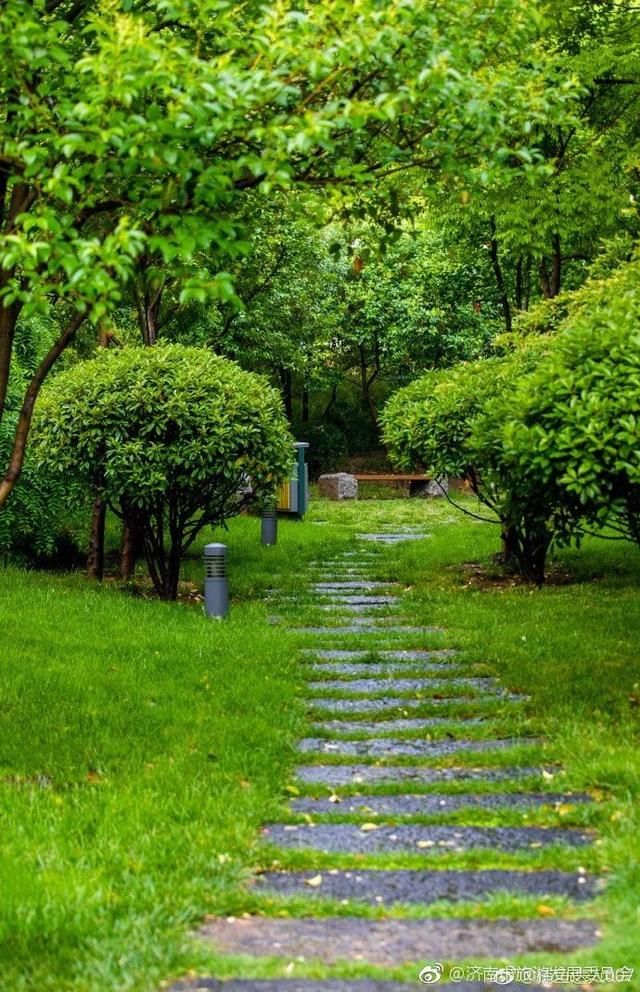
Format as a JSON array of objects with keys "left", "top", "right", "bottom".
[
  {"left": 308, "top": 695, "right": 523, "bottom": 714},
  {"left": 305, "top": 622, "right": 445, "bottom": 632},
  {"left": 310, "top": 718, "right": 487, "bottom": 734},
  {"left": 304, "top": 650, "right": 454, "bottom": 661},
  {"left": 307, "top": 678, "right": 498, "bottom": 694},
  {"left": 198, "top": 916, "right": 599, "bottom": 963},
  {"left": 257, "top": 867, "right": 598, "bottom": 903},
  {"left": 172, "top": 982, "right": 575, "bottom": 992},
  {"left": 293, "top": 626, "right": 438, "bottom": 635},
  {"left": 290, "top": 792, "right": 591, "bottom": 816},
  {"left": 262, "top": 823, "right": 592, "bottom": 853},
  {"left": 318, "top": 604, "right": 397, "bottom": 614},
  {"left": 295, "top": 737, "right": 537, "bottom": 759},
  {"left": 318, "top": 596, "right": 401, "bottom": 605},
  {"left": 171, "top": 983, "right": 418, "bottom": 992},
  {"left": 359, "top": 534, "right": 430, "bottom": 543},
  {"left": 295, "top": 765, "right": 540, "bottom": 786},
  {"left": 308, "top": 662, "right": 462, "bottom": 677},
  {"left": 314, "top": 582, "right": 400, "bottom": 590}
]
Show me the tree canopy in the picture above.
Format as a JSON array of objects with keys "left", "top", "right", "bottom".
[{"left": 0, "top": 0, "right": 580, "bottom": 504}]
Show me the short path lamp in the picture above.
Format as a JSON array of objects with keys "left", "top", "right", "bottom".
[
  {"left": 204, "top": 542, "right": 228, "bottom": 618},
  {"left": 261, "top": 505, "right": 278, "bottom": 545}
]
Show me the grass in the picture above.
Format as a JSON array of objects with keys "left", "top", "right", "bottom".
[{"left": 0, "top": 497, "right": 639, "bottom": 990}]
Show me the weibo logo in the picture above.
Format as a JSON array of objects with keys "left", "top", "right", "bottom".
[{"left": 418, "top": 962, "right": 444, "bottom": 985}]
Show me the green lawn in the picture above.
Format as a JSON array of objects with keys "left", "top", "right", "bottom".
[{"left": 1, "top": 497, "right": 639, "bottom": 991}]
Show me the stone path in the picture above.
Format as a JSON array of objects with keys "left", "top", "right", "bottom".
[{"left": 173, "top": 533, "right": 599, "bottom": 990}]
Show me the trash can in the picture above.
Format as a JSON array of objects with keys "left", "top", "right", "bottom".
[{"left": 276, "top": 441, "right": 309, "bottom": 519}]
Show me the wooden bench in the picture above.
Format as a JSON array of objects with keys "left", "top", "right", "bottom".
[
  {"left": 353, "top": 473, "right": 430, "bottom": 483},
  {"left": 354, "top": 473, "right": 435, "bottom": 497}
]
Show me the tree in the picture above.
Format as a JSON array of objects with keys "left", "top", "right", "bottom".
[
  {"left": 32, "top": 345, "right": 293, "bottom": 599},
  {"left": 474, "top": 257, "right": 640, "bottom": 553},
  {"left": 432, "top": 0, "right": 640, "bottom": 328},
  {"left": 331, "top": 213, "right": 498, "bottom": 417},
  {"left": 0, "top": 0, "right": 580, "bottom": 509},
  {"left": 381, "top": 340, "right": 551, "bottom": 581}
]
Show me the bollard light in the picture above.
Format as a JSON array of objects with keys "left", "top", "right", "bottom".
[
  {"left": 261, "top": 507, "right": 278, "bottom": 546},
  {"left": 204, "top": 542, "right": 228, "bottom": 619}
]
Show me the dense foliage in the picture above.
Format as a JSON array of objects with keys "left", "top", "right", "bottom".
[
  {"left": 0, "top": 360, "right": 87, "bottom": 561},
  {"left": 475, "top": 258, "right": 640, "bottom": 550},
  {"left": 384, "top": 253, "right": 640, "bottom": 582},
  {"left": 381, "top": 341, "right": 550, "bottom": 579},
  {"left": 1, "top": 0, "right": 638, "bottom": 582},
  {"left": 33, "top": 346, "right": 293, "bottom": 598},
  {"left": 0, "top": 0, "right": 580, "bottom": 503}
]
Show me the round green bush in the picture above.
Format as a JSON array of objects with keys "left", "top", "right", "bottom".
[
  {"left": 475, "top": 258, "right": 640, "bottom": 547},
  {"left": 33, "top": 345, "right": 293, "bottom": 598},
  {"left": 381, "top": 343, "right": 544, "bottom": 480},
  {"left": 382, "top": 340, "right": 550, "bottom": 581}
]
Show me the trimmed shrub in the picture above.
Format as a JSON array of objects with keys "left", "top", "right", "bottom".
[
  {"left": 475, "top": 258, "right": 640, "bottom": 550},
  {"left": 382, "top": 340, "right": 550, "bottom": 580},
  {"left": 33, "top": 345, "right": 293, "bottom": 599}
]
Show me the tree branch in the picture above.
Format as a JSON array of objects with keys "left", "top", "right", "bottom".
[{"left": 0, "top": 309, "right": 86, "bottom": 507}]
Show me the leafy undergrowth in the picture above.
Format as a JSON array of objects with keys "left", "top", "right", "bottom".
[{"left": 0, "top": 498, "right": 638, "bottom": 990}]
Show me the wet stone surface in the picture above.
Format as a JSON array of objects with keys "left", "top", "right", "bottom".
[
  {"left": 308, "top": 695, "right": 522, "bottom": 714},
  {"left": 310, "top": 716, "right": 486, "bottom": 738},
  {"left": 172, "top": 984, "right": 576, "bottom": 992},
  {"left": 318, "top": 596, "right": 401, "bottom": 605},
  {"left": 185, "top": 544, "right": 600, "bottom": 983},
  {"left": 296, "top": 737, "right": 536, "bottom": 759},
  {"left": 310, "top": 717, "right": 487, "bottom": 735},
  {"left": 296, "top": 764, "right": 540, "bottom": 787},
  {"left": 262, "top": 822, "right": 592, "bottom": 853},
  {"left": 304, "top": 649, "right": 454, "bottom": 661},
  {"left": 318, "top": 604, "right": 398, "bottom": 614},
  {"left": 171, "top": 982, "right": 420, "bottom": 992},
  {"left": 359, "top": 533, "right": 431, "bottom": 543},
  {"left": 293, "top": 626, "right": 440, "bottom": 635},
  {"left": 290, "top": 792, "right": 590, "bottom": 816},
  {"left": 308, "top": 661, "right": 463, "bottom": 677},
  {"left": 198, "top": 916, "right": 599, "bottom": 964},
  {"left": 257, "top": 867, "right": 598, "bottom": 903},
  {"left": 308, "top": 677, "right": 499, "bottom": 695},
  {"left": 314, "top": 582, "right": 400, "bottom": 590},
  {"left": 336, "top": 620, "right": 441, "bottom": 631}
]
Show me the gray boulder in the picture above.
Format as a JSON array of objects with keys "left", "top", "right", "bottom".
[{"left": 318, "top": 473, "right": 358, "bottom": 500}]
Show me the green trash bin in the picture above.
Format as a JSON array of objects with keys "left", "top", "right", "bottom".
[{"left": 276, "top": 441, "right": 309, "bottom": 519}]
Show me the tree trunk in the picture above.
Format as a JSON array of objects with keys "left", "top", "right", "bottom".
[
  {"left": 0, "top": 298, "right": 21, "bottom": 421},
  {"left": 523, "top": 254, "right": 532, "bottom": 310},
  {"left": 514, "top": 523, "right": 552, "bottom": 585},
  {"left": 500, "top": 524, "right": 520, "bottom": 566},
  {"left": 539, "top": 235, "right": 562, "bottom": 299},
  {"left": 302, "top": 384, "right": 310, "bottom": 423},
  {"left": 86, "top": 495, "right": 106, "bottom": 580},
  {"left": 550, "top": 233, "right": 562, "bottom": 297},
  {"left": 140, "top": 283, "right": 163, "bottom": 345},
  {"left": 514, "top": 258, "right": 523, "bottom": 311},
  {"left": 321, "top": 383, "right": 338, "bottom": 421},
  {"left": 488, "top": 217, "right": 512, "bottom": 334},
  {"left": 162, "top": 550, "right": 181, "bottom": 600},
  {"left": 0, "top": 311, "right": 86, "bottom": 508},
  {"left": 280, "top": 368, "right": 293, "bottom": 420},
  {"left": 358, "top": 344, "right": 378, "bottom": 425},
  {"left": 120, "top": 521, "right": 142, "bottom": 580}
]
